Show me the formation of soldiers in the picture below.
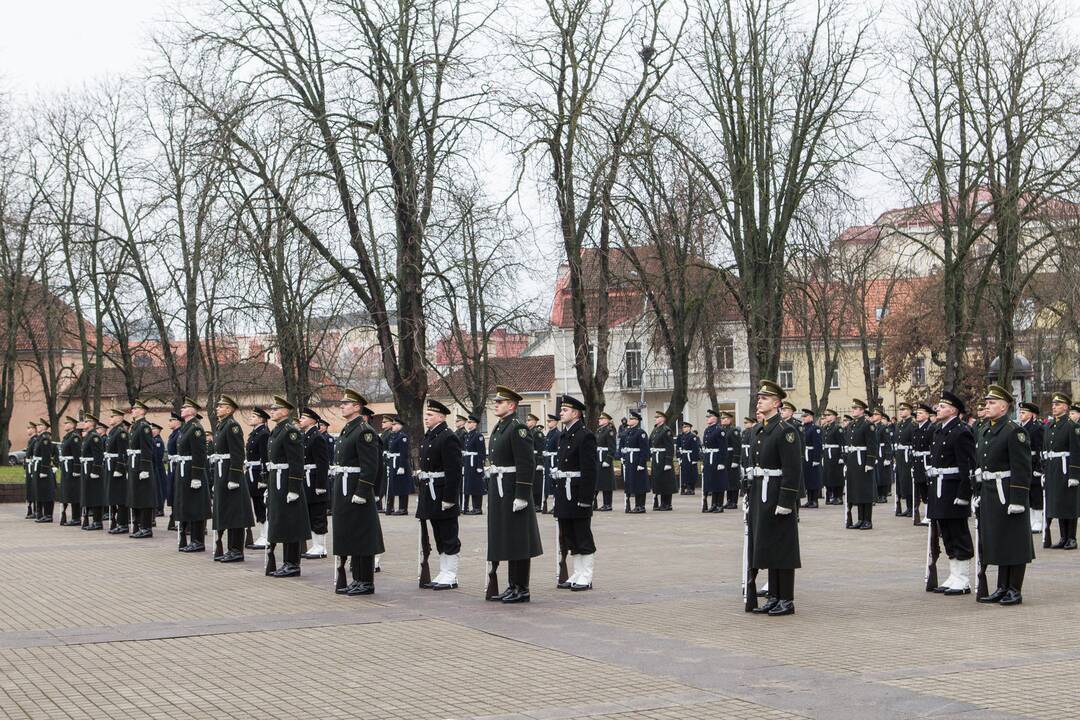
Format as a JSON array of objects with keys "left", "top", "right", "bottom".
[{"left": 18, "top": 378, "right": 1055, "bottom": 612}]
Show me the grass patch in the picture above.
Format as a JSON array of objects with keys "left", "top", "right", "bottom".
[{"left": 0, "top": 465, "right": 26, "bottom": 484}]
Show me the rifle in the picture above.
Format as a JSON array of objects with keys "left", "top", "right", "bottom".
[
  {"left": 485, "top": 560, "right": 500, "bottom": 600},
  {"left": 265, "top": 542, "right": 277, "bottom": 576},
  {"left": 742, "top": 493, "right": 757, "bottom": 611},
  {"left": 974, "top": 500, "right": 987, "bottom": 598},
  {"left": 418, "top": 519, "right": 432, "bottom": 588},
  {"left": 1041, "top": 475, "right": 1051, "bottom": 549},
  {"left": 924, "top": 519, "right": 940, "bottom": 591},
  {"left": 335, "top": 555, "right": 347, "bottom": 592},
  {"left": 556, "top": 519, "right": 568, "bottom": 586}
]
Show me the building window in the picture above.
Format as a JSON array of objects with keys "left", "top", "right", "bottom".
[
  {"left": 624, "top": 341, "right": 642, "bottom": 388},
  {"left": 516, "top": 403, "right": 531, "bottom": 424},
  {"left": 828, "top": 365, "right": 840, "bottom": 389},
  {"left": 868, "top": 357, "right": 882, "bottom": 381},
  {"left": 779, "top": 361, "right": 795, "bottom": 390},
  {"left": 715, "top": 337, "right": 734, "bottom": 370},
  {"left": 875, "top": 307, "right": 889, "bottom": 321},
  {"left": 912, "top": 356, "right": 926, "bottom": 386}
]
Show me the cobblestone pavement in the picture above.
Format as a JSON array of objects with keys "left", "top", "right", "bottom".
[{"left": 1, "top": 497, "right": 1074, "bottom": 719}]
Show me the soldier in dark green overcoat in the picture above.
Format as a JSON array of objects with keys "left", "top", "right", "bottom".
[
  {"left": 211, "top": 395, "right": 255, "bottom": 562},
  {"left": 265, "top": 395, "right": 311, "bottom": 577}
]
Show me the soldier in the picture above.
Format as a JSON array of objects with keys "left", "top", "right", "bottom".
[
  {"left": 78, "top": 415, "right": 106, "bottom": 530},
  {"left": 593, "top": 412, "right": 616, "bottom": 511},
  {"left": 800, "top": 409, "right": 822, "bottom": 508},
  {"left": 209, "top": 395, "right": 254, "bottom": 562},
  {"left": 553, "top": 395, "right": 597, "bottom": 591},
  {"left": 880, "top": 412, "right": 895, "bottom": 504},
  {"left": 246, "top": 408, "right": 271, "bottom": 548},
  {"left": 151, "top": 423, "right": 166, "bottom": 519},
  {"left": 1019, "top": 402, "right": 1044, "bottom": 536},
  {"left": 869, "top": 407, "right": 887, "bottom": 504},
  {"left": 386, "top": 415, "right": 412, "bottom": 515},
  {"left": 416, "top": 399, "right": 462, "bottom": 590},
  {"left": 747, "top": 381, "right": 802, "bottom": 616},
  {"left": 454, "top": 414, "right": 467, "bottom": 442},
  {"left": 330, "top": 388, "right": 384, "bottom": 595},
  {"left": 649, "top": 411, "right": 675, "bottom": 511},
  {"left": 264, "top": 395, "right": 310, "bottom": 576},
  {"left": 165, "top": 412, "right": 182, "bottom": 532},
  {"left": 298, "top": 408, "right": 331, "bottom": 559},
  {"left": 525, "top": 413, "right": 545, "bottom": 510},
  {"left": 622, "top": 411, "right": 650, "bottom": 513},
  {"left": 379, "top": 412, "right": 394, "bottom": 513},
  {"left": 319, "top": 418, "right": 335, "bottom": 457},
  {"left": 912, "top": 403, "right": 934, "bottom": 525},
  {"left": 722, "top": 412, "right": 742, "bottom": 509},
  {"left": 23, "top": 422, "right": 37, "bottom": 519},
  {"left": 104, "top": 409, "right": 129, "bottom": 534},
  {"left": 541, "top": 414, "right": 560, "bottom": 513},
  {"left": 975, "top": 385, "right": 1034, "bottom": 606},
  {"left": 779, "top": 401, "right": 797, "bottom": 428},
  {"left": 125, "top": 400, "right": 157, "bottom": 538},
  {"left": 701, "top": 410, "right": 728, "bottom": 513},
  {"left": 843, "top": 399, "right": 878, "bottom": 530},
  {"left": 31, "top": 418, "right": 56, "bottom": 523},
  {"left": 174, "top": 398, "right": 211, "bottom": 552},
  {"left": 820, "top": 410, "right": 844, "bottom": 505},
  {"left": 1042, "top": 392, "right": 1080, "bottom": 549},
  {"left": 461, "top": 415, "right": 486, "bottom": 514},
  {"left": 677, "top": 421, "right": 700, "bottom": 496},
  {"left": 485, "top": 386, "right": 543, "bottom": 603},
  {"left": 741, "top": 417, "right": 755, "bottom": 476},
  {"left": 893, "top": 403, "right": 916, "bottom": 517},
  {"left": 927, "top": 390, "right": 976, "bottom": 595},
  {"left": 57, "top": 416, "right": 82, "bottom": 526}
]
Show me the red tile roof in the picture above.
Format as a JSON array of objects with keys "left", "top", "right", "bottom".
[
  {"left": 782, "top": 276, "right": 934, "bottom": 340},
  {"left": 430, "top": 355, "right": 555, "bottom": 398}
]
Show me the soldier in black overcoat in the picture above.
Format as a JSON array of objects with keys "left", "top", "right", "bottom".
[
  {"left": 57, "top": 416, "right": 82, "bottom": 526},
  {"left": 330, "top": 389, "right": 384, "bottom": 595},
  {"left": 912, "top": 403, "right": 935, "bottom": 523},
  {"left": 722, "top": 413, "right": 742, "bottom": 508},
  {"left": 265, "top": 395, "right": 311, "bottom": 576},
  {"left": 649, "top": 411, "right": 676, "bottom": 510},
  {"left": 701, "top": 410, "right": 728, "bottom": 513},
  {"left": 23, "top": 423, "right": 37, "bottom": 519},
  {"left": 486, "top": 386, "right": 543, "bottom": 602},
  {"left": 1042, "top": 392, "right": 1080, "bottom": 549},
  {"left": 210, "top": 395, "right": 254, "bottom": 561},
  {"left": 676, "top": 421, "right": 700, "bottom": 496},
  {"left": 104, "top": 410, "right": 129, "bottom": 533},
  {"left": 820, "top": 410, "right": 844, "bottom": 504},
  {"left": 527, "top": 414, "right": 545, "bottom": 510},
  {"left": 927, "top": 390, "right": 976, "bottom": 595},
  {"left": 621, "top": 412, "right": 650, "bottom": 512},
  {"left": 975, "top": 384, "right": 1034, "bottom": 605},
  {"left": 246, "top": 408, "right": 271, "bottom": 548},
  {"left": 843, "top": 399, "right": 878, "bottom": 529},
  {"left": 386, "top": 416, "right": 413, "bottom": 514},
  {"left": 553, "top": 395, "right": 597, "bottom": 591},
  {"left": 416, "top": 399, "right": 463, "bottom": 590},
  {"left": 893, "top": 403, "right": 916, "bottom": 517},
  {"left": 299, "top": 407, "right": 331, "bottom": 559},
  {"left": 31, "top": 418, "right": 56, "bottom": 523},
  {"left": 800, "top": 409, "right": 822, "bottom": 508},
  {"left": 1019, "top": 402, "right": 1044, "bottom": 536},
  {"left": 594, "top": 412, "right": 616, "bottom": 511},
  {"left": 125, "top": 400, "right": 157, "bottom": 538},
  {"left": 79, "top": 414, "right": 106, "bottom": 530},
  {"left": 461, "top": 415, "right": 486, "bottom": 514},
  {"left": 175, "top": 398, "right": 212, "bottom": 553},
  {"left": 747, "top": 381, "right": 802, "bottom": 616}
]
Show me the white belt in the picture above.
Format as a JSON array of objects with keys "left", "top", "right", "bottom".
[
  {"left": 894, "top": 443, "right": 911, "bottom": 463},
  {"left": 650, "top": 448, "right": 664, "bottom": 460},
  {"left": 823, "top": 443, "right": 839, "bottom": 460},
  {"left": 173, "top": 454, "right": 193, "bottom": 476},
  {"left": 244, "top": 460, "right": 262, "bottom": 484},
  {"left": 209, "top": 452, "right": 229, "bottom": 477},
  {"left": 486, "top": 465, "right": 515, "bottom": 498},
  {"left": 623, "top": 448, "right": 639, "bottom": 461},
  {"left": 750, "top": 467, "right": 784, "bottom": 502},
  {"left": 703, "top": 448, "right": 724, "bottom": 469},
  {"left": 461, "top": 451, "right": 476, "bottom": 467},
  {"left": 331, "top": 465, "right": 365, "bottom": 496},
  {"left": 266, "top": 462, "right": 289, "bottom": 491},
  {"left": 126, "top": 449, "right": 141, "bottom": 457},
  {"left": 928, "top": 466, "right": 959, "bottom": 498},
  {"left": 303, "top": 463, "right": 317, "bottom": 486},
  {"left": 981, "top": 470, "right": 1010, "bottom": 505},
  {"left": 553, "top": 469, "right": 580, "bottom": 500},
  {"left": 1045, "top": 450, "right": 1070, "bottom": 475},
  {"left": 59, "top": 455, "right": 74, "bottom": 473},
  {"left": 846, "top": 445, "right": 867, "bottom": 466},
  {"left": 417, "top": 470, "right": 444, "bottom": 500}
]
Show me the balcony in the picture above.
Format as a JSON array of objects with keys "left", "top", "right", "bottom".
[{"left": 619, "top": 368, "right": 674, "bottom": 391}]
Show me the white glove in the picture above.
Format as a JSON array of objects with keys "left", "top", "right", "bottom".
[
  {"left": 972, "top": 496, "right": 981, "bottom": 510},
  {"left": 190, "top": 479, "right": 202, "bottom": 490},
  {"left": 441, "top": 501, "right": 454, "bottom": 510},
  {"left": 864, "top": 466, "right": 874, "bottom": 472},
  {"left": 884, "top": 461, "right": 891, "bottom": 466},
  {"left": 396, "top": 467, "right": 404, "bottom": 475},
  {"left": 512, "top": 498, "right": 529, "bottom": 512},
  {"left": 113, "top": 471, "right": 122, "bottom": 477},
  {"left": 257, "top": 482, "right": 267, "bottom": 489},
  {"left": 664, "top": 464, "right": 672, "bottom": 471},
  {"left": 351, "top": 494, "right": 366, "bottom": 504},
  {"left": 602, "top": 462, "right": 610, "bottom": 468},
  {"left": 139, "top": 471, "right": 149, "bottom": 479},
  {"left": 1069, "top": 479, "right": 1079, "bottom": 488},
  {"left": 286, "top": 491, "right": 299, "bottom": 503},
  {"left": 40, "top": 472, "right": 49, "bottom": 478},
  {"left": 227, "top": 481, "right": 240, "bottom": 490},
  {"left": 775, "top": 505, "right": 792, "bottom": 515},
  {"left": 1007, "top": 503, "right": 1024, "bottom": 514},
  {"left": 954, "top": 498, "right": 969, "bottom": 506},
  {"left": 315, "top": 488, "right": 327, "bottom": 495},
  {"left": 637, "top": 466, "right": 645, "bottom": 471},
  {"left": 90, "top": 473, "right": 99, "bottom": 479},
  {"left": 577, "top": 502, "right": 591, "bottom": 508}
]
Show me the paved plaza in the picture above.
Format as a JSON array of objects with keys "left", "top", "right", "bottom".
[{"left": 1, "top": 500, "right": 1076, "bottom": 720}]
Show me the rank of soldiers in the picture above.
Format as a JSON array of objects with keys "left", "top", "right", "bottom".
[{"left": 19, "top": 380, "right": 1050, "bottom": 610}]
